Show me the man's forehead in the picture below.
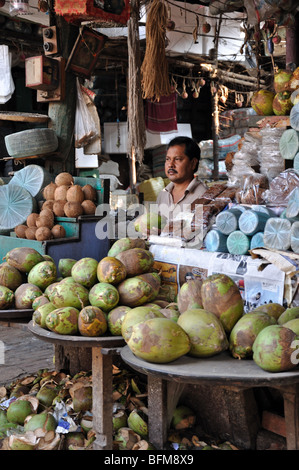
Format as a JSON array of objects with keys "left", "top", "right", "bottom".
[{"left": 166, "top": 145, "right": 187, "bottom": 157}]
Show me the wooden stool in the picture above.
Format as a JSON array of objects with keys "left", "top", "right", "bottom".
[{"left": 121, "top": 346, "right": 299, "bottom": 450}]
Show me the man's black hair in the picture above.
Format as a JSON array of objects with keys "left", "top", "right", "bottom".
[{"left": 166, "top": 136, "right": 201, "bottom": 162}]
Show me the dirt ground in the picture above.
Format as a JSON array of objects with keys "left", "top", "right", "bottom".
[{"left": 0, "top": 321, "right": 54, "bottom": 385}]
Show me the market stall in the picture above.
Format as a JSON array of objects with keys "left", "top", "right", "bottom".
[{"left": 0, "top": 0, "right": 299, "bottom": 453}]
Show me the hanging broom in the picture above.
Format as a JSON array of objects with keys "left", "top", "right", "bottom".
[{"left": 141, "top": 0, "right": 172, "bottom": 101}]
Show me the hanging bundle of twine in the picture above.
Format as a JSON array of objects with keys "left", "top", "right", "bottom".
[
  {"left": 141, "top": 0, "right": 172, "bottom": 101},
  {"left": 127, "top": 0, "right": 146, "bottom": 165}
]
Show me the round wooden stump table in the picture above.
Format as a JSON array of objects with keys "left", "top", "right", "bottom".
[
  {"left": 121, "top": 346, "right": 299, "bottom": 450},
  {"left": 28, "top": 320, "right": 125, "bottom": 450}
]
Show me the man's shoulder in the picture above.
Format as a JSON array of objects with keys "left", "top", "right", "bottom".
[{"left": 188, "top": 178, "right": 207, "bottom": 194}]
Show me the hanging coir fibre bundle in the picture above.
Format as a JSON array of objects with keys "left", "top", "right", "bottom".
[{"left": 141, "top": 0, "right": 172, "bottom": 101}]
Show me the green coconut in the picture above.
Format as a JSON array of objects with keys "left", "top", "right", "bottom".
[
  {"left": 251, "top": 89, "right": 275, "bottom": 115},
  {"left": 117, "top": 276, "right": 158, "bottom": 308},
  {"left": 48, "top": 281, "right": 89, "bottom": 309},
  {"left": 283, "top": 318, "right": 299, "bottom": 335},
  {"left": 114, "top": 427, "right": 141, "bottom": 450},
  {"left": 27, "top": 260, "right": 57, "bottom": 291},
  {"left": 71, "top": 257, "right": 99, "bottom": 289},
  {"left": 177, "top": 279, "right": 203, "bottom": 314},
  {"left": 59, "top": 276, "right": 77, "bottom": 285},
  {"left": 135, "top": 272, "right": 161, "bottom": 302},
  {"left": 272, "top": 91, "right": 293, "bottom": 116},
  {"left": 115, "top": 248, "right": 154, "bottom": 277},
  {"left": 24, "top": 412, "right": 56, "bottom": 432},
  {"left": 229, "top": 312, "right": 276, "bottom": 359},
  {"left": 32, "top": 295, "right": 50, "bottom": 311},
  {"left": 107, "top": 305, "right": 131, "bottom": 336},
  {"left": 127, "top": 409, "right": 148, "bottom": 437},
  {"left": 97, "top": 256, "right": 127, "bottom": 285},
  {"left": 45, "top": 306, "right": 80, "bottom": 335},
  {"left": 0, "top": 262, "right": 23, "bottom": 291},
  {"left": 78, "top": 306, "right": 107, "bottom": 337},
  {"left": 64, "top": 432, "right": 85, "bottom": 449},
  {"left": 4, "top": 247, "right": 44, "bottom": 273},
  {"left": 32, "top": 302, "right": 56, "bottom": 329},
  {"left": 201, "top": 273, "right": 244, "bottom": 333},
  {"left": 14, "top": 283, "right": 43, "bottom": 309},
  {"left": 127, "top": 317, "right": 191, "bottom": 364},
  {"left": 58, "top": 258, "right": 77, "bottom": 277},
  {"left": 252, "top": 303, "right": 285, "bottom": 320},
  {"left": 108, "top": 238, "right": 147, "bottom": 257},
  {"left": 6, "top": 400, "right": 34, "bottom": 425},
  {"left": 44, "top": 281, "right": 60, "bottom": 298},
  {"left": 177, "top": 308, "right": 228, "bottom": 357},
  {"left": 0, "top": 285, "right": 14, "bottom": 309},
  {"left": 159, "top": 304, "right": 180, "bottom": 322},
  {"left": 72, "top": 386, "right": 92, "bottom": 413},
  {"left": 134, "top": 212, "right": 167, "bottom": 235},
  {"left": 121, "top": 306, "right": 164, "bottom": 342},
  {"left": 88, "top": 282, "right": 119, "bottom": 312},
  {"left": 156, "top": 283, "right": 177, "bottom": 303},
  {"left": 278, "top": 306, "right": 299, "bottom": 325},
  {"left": 36, "top": 386, "right": 59, "bottom": 408},
  {"left": 252, "top": 325, "right": 299, "bottom": 372},
  {"left": 113, "top": 410, "right": 128, "bottom": 432}
]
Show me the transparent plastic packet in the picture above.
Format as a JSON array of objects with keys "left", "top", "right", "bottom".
[
  {"left": 235, "top": 173, "right": 269, "bottom": 205},
  {"left": 263, "top": 169, "right": 299, "bottom": 206}
]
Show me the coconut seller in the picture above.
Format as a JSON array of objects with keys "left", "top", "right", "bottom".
[{"left": 156, "top": 136, "right": 207, "bottom": 241}]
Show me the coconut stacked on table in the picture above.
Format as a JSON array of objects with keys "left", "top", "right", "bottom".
[{"left": 14, "top": 172, "right": 98, "bottom": 241}]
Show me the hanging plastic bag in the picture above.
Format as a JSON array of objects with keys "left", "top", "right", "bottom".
[
  {"left": 0, "top": 45, "right": 15, "bottom": 104},
  {"left": 74, "top": 78, "right": 99, "bottom": 148}
]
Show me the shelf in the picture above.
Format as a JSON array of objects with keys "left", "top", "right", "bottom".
[{"left": 0, "top": 111, "right": 50, "bottom": 123}]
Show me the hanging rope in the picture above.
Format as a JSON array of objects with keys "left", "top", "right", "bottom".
[
  {"left": 141, "top": 0, "right": 172, "bottom": 101},
  {"left": 127, "top": 0, "right": 146, "bottom": 167}
]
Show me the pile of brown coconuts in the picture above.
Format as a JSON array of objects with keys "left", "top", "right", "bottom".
[{"left": 14, "top": 172, "right": 98, "bottom": 241}]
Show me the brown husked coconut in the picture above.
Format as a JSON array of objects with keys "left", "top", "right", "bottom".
[
  {"left": 39, "top": 208, "right": 54, "bottom": 221},
  {"left": 35, "top": 226, "right": 52, "bottom": 241},
  {"left": 64, "top": 201, "right": 84, "bottom": 218},
  {"left": 53, "top": 200, "right": 66, "bottom": 217},
  {"left": 54, "top": 185, "right": 70, "bottom": 201},
  {"left": 43, "top": 182, "right": 57, "bottom": 200},
  {"left": 15, "top": 225, "right": 27, "bottom": 238},
  {"left": 66, "top": 185, "right": 85, "bottom": 204},
  {"left": 82, "top": 184, "right": 97, "bottom": 201},
  {"left": 42, "top": 200, "right": 55, "bottom": 211},
  {"left": 55, "top": 172, "right": 74, "bottom": 187},
  {"left": 26, "top": 213, "right": 39, "bottom": 227},
  {"left": 51, "top": 224, "right": 66, "bottom": 239},
  {"left": 81, "top": 200, "right": 96, "bottom": 215},
  {"left": 36, "top": 216, "right": 54, "bottom": 229},
  {"left": 25, "top": 227, "right": 37, "bottom": 240}
]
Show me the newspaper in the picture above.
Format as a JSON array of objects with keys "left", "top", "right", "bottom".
[{"left": 150, "top": 244, "right": 286, "bottom": 312}]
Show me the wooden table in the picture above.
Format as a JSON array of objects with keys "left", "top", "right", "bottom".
[
  {"left": 121, "top": 346, "right": 299, "bottom": 450},
  {"left": 28, "top": 320, "right": 125, "bottom": 450}
]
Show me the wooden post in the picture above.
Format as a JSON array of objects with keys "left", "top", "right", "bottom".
[
  {"left": 48, "top": 15, "right": 78, "bottom": 174},
  {"left": 211, "top": 83, "right": 219, "bottom": 181},
  {"left": 286, "top": 16, "right": 299, "bottom": 70},
  {"left": 92, "top": 347, "right": 114, "bottom": 450},
  {"left": 211, "top": 16, "right": 222, "bottom": 181}
]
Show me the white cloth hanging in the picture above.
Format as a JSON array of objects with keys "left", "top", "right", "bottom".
[{"left": 0, "top": 45, "right": 15, "bottom": 104}]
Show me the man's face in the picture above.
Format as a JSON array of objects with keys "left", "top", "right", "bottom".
[{"left": 165, "top": 144, "right": 198, "bottom": 184}]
